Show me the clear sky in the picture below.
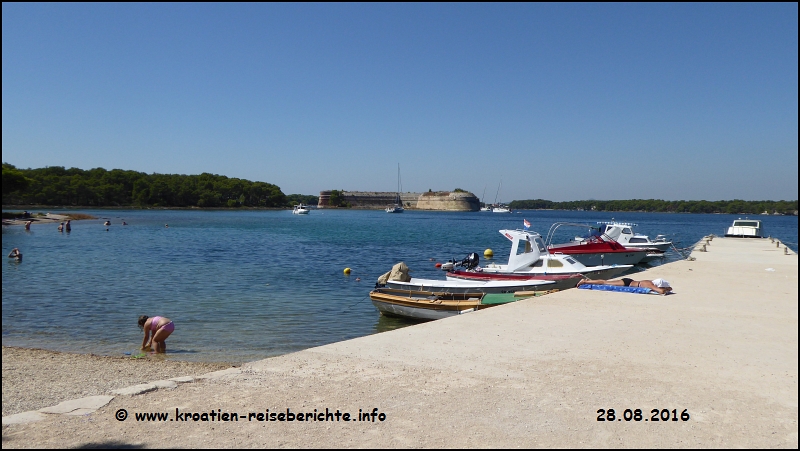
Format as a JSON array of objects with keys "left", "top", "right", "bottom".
[{"left": 2, "top": 3, "right": 797, "bottom": 202}]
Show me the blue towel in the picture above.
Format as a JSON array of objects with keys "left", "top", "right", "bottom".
[{"left": 578, "top": 284, "right": 654, "bottom": 294}]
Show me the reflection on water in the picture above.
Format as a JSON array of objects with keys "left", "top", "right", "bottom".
[{"left": 373, "top": 313, "right": 427, "bottom": 332}]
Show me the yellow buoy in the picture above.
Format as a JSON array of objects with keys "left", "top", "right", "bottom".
[
  {"left": 344, "top": 267, "right": 351, "bottom": 275},
  {"left": 484, "top": 249, "right": 493, "bottom": 258}
]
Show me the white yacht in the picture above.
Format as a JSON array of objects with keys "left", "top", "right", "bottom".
[
  {"left": 724, "top": 218, "right": 763, "bottom": 238},
  {"left": 386, "top": 164, "right": 405, "bottom": 213},
  {"left": 491, "top": 180, "right": 511, "bottom": 213},
  {"left": 292, "top": 204, "right": 310, "bottom": 215}
]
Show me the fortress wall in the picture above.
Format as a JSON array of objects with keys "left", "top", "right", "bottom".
[
  {"left": 416, "top": 191, "right": 480, "bottom": 211},
  {"left": 343, "top": 191, "right": 418, "bottom": 209},
  {"left": 318, "top": 191, "right": 419, "bottom": 209},
  {"left": 318, "top": 190, "right": 479, "bottom": 211}
]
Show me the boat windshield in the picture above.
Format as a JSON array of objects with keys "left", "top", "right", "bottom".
[
  {"left": 733, "top": 221, "right": 760, "bottom": 227},
  {"left": 533, "top": 236, "right": 547, "bottom": 253}
]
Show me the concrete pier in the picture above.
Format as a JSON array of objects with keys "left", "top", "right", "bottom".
[{"left": 3, "top": 237, "right": 797, "bottom": 448}]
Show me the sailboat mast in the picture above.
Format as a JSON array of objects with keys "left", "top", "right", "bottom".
[{"left": 397, "top": 164, "right": 401, "bottom": 195}]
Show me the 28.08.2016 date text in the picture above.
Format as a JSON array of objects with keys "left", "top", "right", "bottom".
[{"left": 597, "top": 409, "right": 690, "bottom": 422}]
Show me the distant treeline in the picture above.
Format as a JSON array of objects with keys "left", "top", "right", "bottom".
[
  {"left": 2, "top": 163, "right": 317, "bottom": 208},
  {"left": 509, "top": 199, "right": 798, "bottom": 215}
]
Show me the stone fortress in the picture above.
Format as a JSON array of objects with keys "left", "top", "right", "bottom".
[{"left": 317, "top": 190, "right": 480, "bottom": 211}]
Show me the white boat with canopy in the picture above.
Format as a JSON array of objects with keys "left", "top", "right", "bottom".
[
  {"left": 591, "top": 221, "right": 672, "bottom": 252},
  {"left": 446, "top": 229, "right": 633, "bottom": 281},
  {"left": 724, "top": 218, "right": 763, "bottom": 238}
]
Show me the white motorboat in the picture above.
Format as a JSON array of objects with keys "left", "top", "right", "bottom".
[
  {"left": 446, "top": 229, "right": 633, "bottom": 282},
  {"left": 591, "top": 221, "right": 672, "bottom": 252},
  {"left": 384, "top": 277, "right": 555, "bottom": 294},
  {"left": 724, "top": 218, "right": 763, "bottom": 238},
  {"left": 292, "top": 204, "right": 311, "bottom": 214},
  {"left": 545, "top": 222, "right": 653, "bottom": 266}
]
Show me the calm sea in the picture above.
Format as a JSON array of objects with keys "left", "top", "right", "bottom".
[{"left": 2, "top": 209, "right": 797, "bottom": 363}]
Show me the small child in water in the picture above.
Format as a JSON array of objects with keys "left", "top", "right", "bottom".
[{"left": 8, "top": 248, "right": 22, "bottom": 262}]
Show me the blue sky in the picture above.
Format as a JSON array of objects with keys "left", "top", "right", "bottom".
[{"left": 2, "top": 3, "right": 797, "bottom": 201}]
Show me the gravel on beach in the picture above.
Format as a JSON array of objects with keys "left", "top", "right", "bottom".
[{"left": 1, "top": 346, "right": 234, "bottom": 417}]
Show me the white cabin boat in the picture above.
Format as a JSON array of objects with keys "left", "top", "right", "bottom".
[
  {"left": 449, "top": 229, "right": 632, "bottom": 280},
  {"left": 724, "top": 218, "right": 763, "bottom": 238},
  {"left": 592, "top": 221, "right": 672, "bottom": 252},
  {"left": 292, "top": 204, "right": 311, "bottom": 214}
]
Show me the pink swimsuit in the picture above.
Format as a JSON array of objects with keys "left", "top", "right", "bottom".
[{"left": 150, "top": 316, "right": 175, "bottom": 333}]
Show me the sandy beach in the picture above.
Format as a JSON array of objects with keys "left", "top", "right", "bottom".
[{"left": 1, "top": 347, "right": 233, "bottom": 417}]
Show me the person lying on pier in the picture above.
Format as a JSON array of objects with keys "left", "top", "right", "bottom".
[{"left": 577, "top": 277, "right": 672, "bottom": 295}]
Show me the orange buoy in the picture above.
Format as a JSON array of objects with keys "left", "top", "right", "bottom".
[{"left": 435, "top": 262, "right": 442, "bottom": 268}]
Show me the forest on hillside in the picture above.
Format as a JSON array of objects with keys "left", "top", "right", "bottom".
[{"left": 1, "top": 163, "right": 317, "bottom": 208}]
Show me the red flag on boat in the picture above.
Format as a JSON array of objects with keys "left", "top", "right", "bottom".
[{"left": 523, "top": 219, "right": 530, "bottom": 229}]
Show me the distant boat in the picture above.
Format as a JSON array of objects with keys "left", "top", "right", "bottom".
[
  {"left": 292, "top": 204, "right": 310, "bottom": 215},
  {"left": 492, "top": 179, "right": 512, "bottom": 213},
  {"left": 480, "top": 186, "right": 491, "bottom": 211},
  {"left": 386, "top": 164, "right": 405, "bottom": 213},
  {"left": 724, "top": 218, "right": 763, "bottom": 238}
]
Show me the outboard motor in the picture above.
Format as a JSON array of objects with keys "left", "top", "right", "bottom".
[{"left": 458, "top": 252, "right": 480, "bottom": 270}]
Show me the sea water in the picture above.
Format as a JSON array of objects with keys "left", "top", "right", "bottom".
[{"left": 2, "top": 209, "right": 797, "bottom": 363}]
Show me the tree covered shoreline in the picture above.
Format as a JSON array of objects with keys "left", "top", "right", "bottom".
[
  {"left": 3, "top": 163, "right": 316, "bottom": 208},
  {"left": 3, "top": 163, "right": 796, "bottom": 214},
  {"left": 509, "top": 199, "right": 798, "bottom": 215}
]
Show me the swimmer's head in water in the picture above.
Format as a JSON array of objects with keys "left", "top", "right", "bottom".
[{"left": 137, "top": 315, "right": 149, "bottom": 329}]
